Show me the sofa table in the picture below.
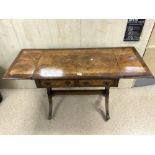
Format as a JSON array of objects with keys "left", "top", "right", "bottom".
[{"left": 3, "top": 47, "right": 153, "bottom": 121}]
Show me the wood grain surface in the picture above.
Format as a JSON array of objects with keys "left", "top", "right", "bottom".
[{"left": 4, "top": 47, "right": 153, "bottom": 80}]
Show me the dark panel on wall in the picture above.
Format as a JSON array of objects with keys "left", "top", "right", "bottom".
[{"left": 124, "top": 19, "right": 145, "bottom": 41}]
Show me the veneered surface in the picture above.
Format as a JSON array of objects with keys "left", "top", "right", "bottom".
[
  {"left": 34, "top": 50, "right": 78, "bottom": 78},
  {"left": 77, "top": 49, "right": 119, "bottom": 77},
  {"left": 4, "top": 47, "right": 153, "bottom": 79},
  {"left": 114, "top": 48, "right": 151, "bottom": 77},
  {"left": 5, "top": 50, "right": 42, "bottom": 79}
]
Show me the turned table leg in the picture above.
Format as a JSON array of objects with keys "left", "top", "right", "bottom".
[
  {"left": 47, "top": 88, "right": 53, "bottom": 120},
  {"left": 105, "top": 85, "right": 110, "bottom": 121},
  {"left": 0, "top": 92, "right": 2, "bottom": 103}
]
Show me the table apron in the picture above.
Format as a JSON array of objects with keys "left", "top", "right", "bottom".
[{"left": 35, "top": 79, "right": 119, "bottom": 88}]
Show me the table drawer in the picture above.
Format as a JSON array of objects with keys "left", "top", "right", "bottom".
[
  {"left": 36, "top": 80, "right": 75, "bottom": 88},
  {"left": 78, "top": 79, "right": 118, "bottom": 87}
]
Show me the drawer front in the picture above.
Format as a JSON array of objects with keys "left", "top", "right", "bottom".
[
  {"left": 36, "top": 80, "right": 75, "bottom": 88},
  {"left": 78, "top": 79, "right": 118, "bottom": 87}
]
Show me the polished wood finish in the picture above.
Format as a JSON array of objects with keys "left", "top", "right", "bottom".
[
  {"left": 4, "top": 47, "right": 153, "bottom": 80},
  {"left": 47, "top": 88, "right": 53, "bottom": 120},
  {"left": 50, "top": 89, "right": 107, "bottom": 95},
  {"left": 36, "top": 79, "right": 75, "bottom": 88},
  {"left": 35, "top": 79, "right": 119, "bottom": 88},
  {"left": 3, "top": 47, "right": 153, "bottom": 121},
  {"left": 78, "top": 79, "right": 118, "bottom": 87},
  {"left": 105, "top": 85, "right": 110, "bottom": 121}
]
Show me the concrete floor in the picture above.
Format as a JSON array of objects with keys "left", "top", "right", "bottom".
[{"left": 0, "top": 85, "right": 155, "bottom": 135}]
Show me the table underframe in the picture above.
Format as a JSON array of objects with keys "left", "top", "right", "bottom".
[{"left": 47, "top": 85, "right": 110, "bottom": 121}]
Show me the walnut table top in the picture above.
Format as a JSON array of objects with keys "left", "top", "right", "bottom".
[{"left": 4, "top": 47, "right": 153, "bottom": 80}]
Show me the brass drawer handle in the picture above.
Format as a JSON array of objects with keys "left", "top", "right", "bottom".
[
  {"left": 64, "top": 81, "right": 72, "bottom": 86},
  {"left": 43, "top": 81, "right": 51, "bottom": 85},
  {"left": 103, "top": 81, "right": 113, "bottom": 86},
  {"left": 102, "top": 81, "right": 106, "bottom": 85},
  {"left": 83, "top": 81, "right": 89, "bottom": 86}
]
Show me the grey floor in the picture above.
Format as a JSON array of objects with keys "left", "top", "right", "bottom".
[{"left": 0, "top": 85, "right": 155, "bottom": 135}]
